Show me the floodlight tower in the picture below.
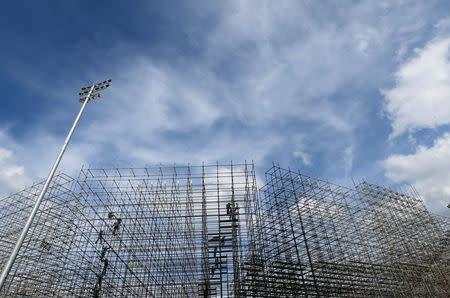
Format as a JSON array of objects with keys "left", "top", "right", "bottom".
[{"left": 0, "top": 80, "right": 112, "bottom": 291}]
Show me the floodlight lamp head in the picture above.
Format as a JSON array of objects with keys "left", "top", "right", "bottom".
[{"left": 78, "top": 79, "right": 111, "bottom": 103}]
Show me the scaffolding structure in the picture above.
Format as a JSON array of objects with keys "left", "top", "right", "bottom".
[
  {"left": 0, "top": 162, "right": 259, "bottom": 297},
  {"left": 0, "top": 173, "right": 78, "bottom": 297},
  {"left": 0, "top": 162, "right": 448, "bottom": 297},
  {"left": 243, "top": 165, "right": 449, "bottom": 297}
]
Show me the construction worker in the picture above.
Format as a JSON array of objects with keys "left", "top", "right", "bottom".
[
  {"left": 214, "top": 247, "right": 220, "bottom": 270},
  {"left": 93, "top": 261, "right": 108, "bottom": 298},
  {"left": 113, "top": 218, "right": 122, "bottom": 235},
  {"left": 94, "top": 266, "right": 105, "bottom": 298},
  {"left": 93, "top": 283, "right": 101, "bottom": 298},
  {"left": 215, "top": 258, "right": 220, "bottom": 271},
  {"left": 41, "top": 239, "right": 51, "bottom": 251},
  {"left": 226, "top": 202, "right": 232, "bottom": 216},
  {"left": 96, "top": 230, "right": 104, "bottom": 244},
  {"left": 233, "top": 204, "right": 240, "bottom": 220},
  {"left": 100, "top": 246, "right": 108, "bottom": 261},
  {"left": 108, "top": 211, "right": 115, "bottom": 219},
  {"left": 102, "top": 258, "right": 109, "bottom": 276}
]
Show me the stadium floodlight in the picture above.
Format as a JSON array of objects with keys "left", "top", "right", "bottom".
[
  {"left": 79, "top": 79, "right": 111, "bottom": 102},
  {"left": 0, "top": 79, "right": 111, "bottom": 291}
]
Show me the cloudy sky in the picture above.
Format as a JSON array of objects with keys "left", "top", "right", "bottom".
[{"left": 0, "top": 1, "right": 449, "bottom": 215}]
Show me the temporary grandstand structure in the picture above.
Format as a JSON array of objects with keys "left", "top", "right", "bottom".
[
  {"left": 0, "top": 162, "right": 448, "bottom": 297},
  {"left": 245, "top": 165, "right": 449, "bottom": 297}
]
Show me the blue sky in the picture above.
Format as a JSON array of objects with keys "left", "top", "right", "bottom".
[{"left": 0, "top": 1, "right": 449, "bottom": 215}]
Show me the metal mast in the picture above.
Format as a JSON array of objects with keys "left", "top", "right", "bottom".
[{"left": 0, "top": 79, "right": 111, "bottom": 291}]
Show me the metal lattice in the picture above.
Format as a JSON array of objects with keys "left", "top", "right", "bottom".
[
  {"left": 0, "top": 163, "right": 448, "bottom": 297},
  {"left": 242, "top": 165, "right": 449, "bottom": 297}
]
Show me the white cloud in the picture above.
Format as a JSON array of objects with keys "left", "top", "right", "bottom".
[
  {"left": 2, "top": 0, "right": 444, "bottom": 193},
  {"left": 343, "top": 145, "right": 354, "bottom": 178},
  {"left": 0, "top": 130, "right": 32, "bottom": 196},
  {"left": 293, "top": 150, "right": 311, "bottom": 166},
  {"left": 201, "top": 0, "right": 436, "bottom": 135},
  {"left": 384, "top": 133, "right": 450, "bottom": 215},
  {"left": 382, "top": 37, "right": 450, "bottom": 138},
  {"left": 130, "top": 129, "right": 283, "bottom": 166},
  {"left": 0, "top": 146, "right": 32, "bottom": 197},
  {"left": 435, "top": 16, "right": 450, "bottom": 34},
  {"left": 82, "top": 59, "right": 224, "bottom": 142},
  {"left": 293, "top": 136, "right": 311, "bottom": 166}
]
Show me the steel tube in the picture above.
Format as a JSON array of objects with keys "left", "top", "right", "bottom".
[{"left": 0, "top": 85, "right": 95, "bottom": 291}]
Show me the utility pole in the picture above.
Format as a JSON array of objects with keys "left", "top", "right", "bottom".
[{"left": 0, "top": 79, "right": 111, "bottom": 291}]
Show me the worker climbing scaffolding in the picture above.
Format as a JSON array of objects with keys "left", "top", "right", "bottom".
[
  {"left": 102, "top": 258, "right": 109, "bottom": 276},
  {"left": 93, "top": 243, "right": 110, "bottom": 297},
  {"left": 96, "top": 230, "right": 104, "bottom": 244},
  {"left": 226, "top": 202, "right": 232, "bottom": 216},
  {"left": 93, "top": 282, "right": 101, "bottom": 298},
  {"left": 93, "top": 213, "right": 118, "bottom": 297},
  {"left": 226, "top": 201, "right": 240, "bottom": 221},
  {"left": 108, "top": 212, "right": 116, "bottom": 220},
  {"left": 100, "top": 246, "right": 108, "bottom": 261},
  {"left": 113, "top": 218, "right": 122, "bottom": 235},
  {"left": 93, "top": 271, "right": 104, "bottom": 298},
  {"left": 214, "top": 247, "right": 219, "bottom": 271}
]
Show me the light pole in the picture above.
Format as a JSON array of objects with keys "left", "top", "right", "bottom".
[{"left": 0, "top": 79, "right": 111, "bottom": 291}]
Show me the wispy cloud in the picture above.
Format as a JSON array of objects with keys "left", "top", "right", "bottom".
[
  {"left": 1, "top": 0, "right": 447, "bottom": 204},
  {"left": 293, "top": 135, "right": 311, "bottom": 166},
  {"left": 0, "top": 130, "right": 32, "bottom": 196}
]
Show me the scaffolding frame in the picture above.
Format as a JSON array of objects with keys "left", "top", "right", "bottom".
[
  {"left": 0, "top": 162, "right": 259, "bottom": 297},
  {"left": 243, "top": 165, "right": 449, "bottom": 297},
  {"left": 0, "top": 162, "right": 448, "bottom": 297}
]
